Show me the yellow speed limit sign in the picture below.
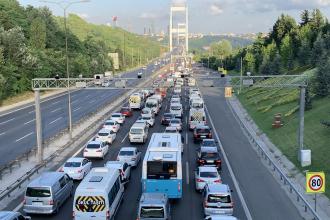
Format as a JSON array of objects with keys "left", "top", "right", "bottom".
[
  {"left": 306, "top": 172, "right": 325, "bottom": 193},
  {"left": 225, "top": 87, "right": 232, "bottom": 98}
]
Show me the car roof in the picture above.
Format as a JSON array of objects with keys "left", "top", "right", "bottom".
[
  {"left": 202, "top": 139, "right": 215, "bottom": 142},
  {"left": 98, "top": 128, "right": 110, "bottom": 133},
  {"left": 196, "top": 125, "right": 210, "bottom": 129},
  {"left": 198, "top": 166, "right": 218, "bottom": 172},
  {"left": 105, "top": 119, "right": 115, "bottom": 123},
  {"left": 166, "top": 126, "right": 177, "bottom": 130},
  {"left": 28, "top": 172, "right": 65, "bottom": 187},
  {"left": 207, "top": 184, "right": 230, "bottom": 194},
  {"left": 120, "top": 147, "right": 136, "bottom": 151},
  {"left": 140, "top": 193, "right": 167, "bottom": 205},
  {"left": 105, "top": 161, "right": 124, "bottom": 168},
  {"left": 88, "top": 140, "right": 102, "bottom": 145},
  {"left": 66, "top": 157, "right": 85, "bottom": 163}
]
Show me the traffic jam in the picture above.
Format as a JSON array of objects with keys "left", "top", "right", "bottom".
[{"left": 4, "top": 64, "right": 238, "bottom": 220}]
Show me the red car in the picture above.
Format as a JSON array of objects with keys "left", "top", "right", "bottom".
[{"left": 120, "top": 107, "right": 133, "bottom": 117}]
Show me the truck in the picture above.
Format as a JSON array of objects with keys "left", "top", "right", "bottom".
[{"left": 94, "top": 74, "right": 104, "bottom": 86}]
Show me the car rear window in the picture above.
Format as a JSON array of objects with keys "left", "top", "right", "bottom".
[
  {"left": 26, "top": 187, "right": 51, "bottom": 197},
  {"left": 201, "top": 152, "right": 218, "bottom": 159},
  {"left": 197, "top": 128, "right": 210, "bottom": 133},
  {"left": 171, "top": 106, "right": 181, "bottom": 110},
  {"left": 98, "top": 132, "right": 109, "bottom": 136},
  {"left": 202, "top": 140, "right": 215, "bottom": 146},
  {"left": 119, "top": 151, "right": 134, "bottom": 156},
  {"left": 112, "top": 114, "right": 120, "bottom": 117},
  {"left": 140, "top": 206, "right": 165, "bottom": 218},
  {"left": 105, "top": 121, "right": 114, "bottom": 125},
  {"left": 200, "top": 171, "right": 218, "bottom": 178},
  {"left": 64, "top": 162, "right": 81, "bottom": 167},
  {"left": 87, "top": 144, "right": 101, "bottom": 149},
  {"left": 207, "top": 194, "right": 231, "bottom": 203},
  {"left": 130, "top": 128, "right": 143, "bottom": 134}
]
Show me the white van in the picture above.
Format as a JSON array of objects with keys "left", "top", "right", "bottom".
[
  {"left": 145, "top": 98, "right": 160, "bottom": 115},
  {"left": 129, "top": 123, "right": 149, "bottom": 144},
  {"left": 189, "top": 109, "right": 206, "bottom": 130},
  {"left": 129, "top": 93, "right": 143, "bottom": 110},
  {"left": 73, "top": 167, "right": 124, "bottom": 220},
  {"left": 150, "top": 94, "right": 162, "bottom": 108},
  {"left": 170, "top": 103, "right": 183, "bottom": 118},
  {"left": 190, "top": 98, "right": 204, "bottom": 110}
]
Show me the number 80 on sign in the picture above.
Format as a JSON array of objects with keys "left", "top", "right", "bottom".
[{"left": 306, "top": 172, "right": 325, "bottom": 193}]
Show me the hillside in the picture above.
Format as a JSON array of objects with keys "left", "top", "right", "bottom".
[{"left": 189, "top": 35, "right": 253, "bottom": 52}]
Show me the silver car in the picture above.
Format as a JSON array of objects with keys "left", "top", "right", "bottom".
[
  {"left": 195, "top": 167, "right": 222, "bottom": 192},
  {"left": 137, "top": 193, "right": 171, "bottom": 220},
  {"left": 23, "top": 172, "right": 73, "bottom": 214},
  {"left": 203, "top": 184, "right": 234, "bottom": 216},
  {"left": 117, "top": 147, "right": 141, "bottom": 167}
]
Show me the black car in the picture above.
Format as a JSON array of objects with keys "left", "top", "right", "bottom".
[
  {"left": 161, "top": 113, "right": 175, "bottom": 125},
  {"left": 200, "top": 139, "right": 217, "bottom": 148},
  {"left": 193, "top": 125, "right": 212, "bottom": 143},
  {"left": 196, "top": 146, "right": 222, "bottom": 170}
]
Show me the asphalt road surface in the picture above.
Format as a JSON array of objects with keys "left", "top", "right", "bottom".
[
  {"left": 0, "top": 60, "right": 168, "bottom": 166},
  {"left": 9, "top": 69, "right": 303, "bottom": 219}
]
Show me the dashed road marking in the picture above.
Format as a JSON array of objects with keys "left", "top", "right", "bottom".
[
  {"left": 49, "top": 117, "right": 62, "bottom": 125},
  {"left": 186, "top": 161, "right": 190, "bottom": 185},
  {"left": 51, "top": 107, "right": 62, "bottom": 113},
  {"left": 15, "top": 132, "right": 34, "bottom": 142},
  {"left": 24, "top": 119, "right": 35, "bottom": 125},
  {"left": 0, "top": 118, "right": 15, "bottom": 125}
]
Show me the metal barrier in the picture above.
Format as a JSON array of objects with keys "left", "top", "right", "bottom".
[
  {"left": 0, "top": 66, "right": 163, "bottom": 202},
  {"left": 227, "top": 97, "right": 321, "bottom": 220}
]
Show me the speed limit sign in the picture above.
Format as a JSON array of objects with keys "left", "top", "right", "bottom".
[{"left": 306, "top": 172, "right": 325, "bottom": 193}]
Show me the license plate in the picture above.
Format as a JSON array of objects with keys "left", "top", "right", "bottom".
[
  {"left": 207, "top": 160, "right": 213, "bottom": 163},
  {"left": 32, "top": 202, "right": 43, "bottom": 206},
  {"left": 215, "top": 210, "right": 225, "bottom": 214},
  {"left": 201, "top": 136, "right": 206, "bottom": 138}
]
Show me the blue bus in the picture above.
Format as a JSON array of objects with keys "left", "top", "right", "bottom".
[{"left": 142, "top": 133, "right": 183, "bottom": 199}]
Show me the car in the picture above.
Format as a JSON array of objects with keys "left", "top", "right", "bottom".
[
  {"left": 197, "top": 145, "right": 222, "bottom": 170},
  {"left": 137, "top": 193, "right": 171, "bottom": 220},
  {"left": 170, "top": 97, "right": 181, "bottom": 105},
  {"left": 141, "top": 107, "right": 155, "bottom": 118},
  {"left": 110, "top": 113, "right": 125, "bottom": 124},
  {"left": 0, "top": 211, "right": 31, "bottom": 220},
  {"left": 103, "top": 119, "right": 120, "bottom": 132},
  {"left": 165, "top": 126, "right": 180, "bottom": 133},
  {"left": 169, "top": 118, "right": 182, "bottom": 132},
  {"left": 60, "top": 157, "right": 92, "bottom": 180},
  {"left": 172, "top": 94, "right": 180, "bottom": 99},
  {"left": 205, "top": 216, "right": 238, "bottom": 220},
  {"left": 161, "top": 113, "right": 175, "bottom": 125},
  {"left": 173, "top": 87, "right": 181, "bottom": 95},
  {"left": 135, "top": 119, "right": 150, "bottom": 128},
  {"left": 201, "top": 139, "right": 217, "bottom": 148},
  {"left": 203, "top": 184, "right": 234, "bottom": 216},
  {"left": 101, "top": 81, "right": 111, "bottom": 87},
  {"left": 105, "top": 161, "right": 131, "bottom": 183},
  {"left": 117, "top": 147, "right": 141, "bottom": 167},
  {"left": 138, "top": 72, "right": 143, "bottom": 78},
  {"left": 140, "top": 115, "right": 155, "bottom": 127},
  {"left": 120, "top": 106, "right": 133, "bottom": 117},
  {"left": 193, "top": 125, "right": 212, "bottom": 143},
  {"left": 95, "top": 128, "right": 116, "bottom": 144},
  {"left": 83, "top": 140, "right": 109, "bottom": 159},
  {"left": 195, "top": 166, "right": 221, "bottom": 192}
]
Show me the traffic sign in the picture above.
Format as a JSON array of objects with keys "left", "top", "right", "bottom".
[
  {"left": 306, "top": 172, "right": 325, "bottom": 193},
  {"left": 225, "top": 87, "right": 232, "bottom": 98}
]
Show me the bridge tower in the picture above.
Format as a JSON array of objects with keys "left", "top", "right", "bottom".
[{"left": 169, "top": 3, "right": 188, "bottom": 53}]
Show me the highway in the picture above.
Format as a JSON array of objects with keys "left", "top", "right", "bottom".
[
  {"left": 0, "top": 61, "right": 167, "bottom": 166},
  {"left": 7, "top": 66, "right": 303, "bottom": 219}
]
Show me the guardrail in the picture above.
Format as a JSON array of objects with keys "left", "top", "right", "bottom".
[
  {"left": 0, "top": 65, "right": 164, "bottom": 202},
  {"left": 227, "top": 97, "right": 321, "bottom": 220}
]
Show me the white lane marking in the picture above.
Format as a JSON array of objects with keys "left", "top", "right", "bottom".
[
  {"left": 28, "top": 110, "right": 35, "bottom": 114},
  {"left": 13, "top": 202, "right": 23, "bottom": 212},
  {"left": 185, "top": 132, "right": 188, "bottom": 145},
  {"left": 165, "top": 105, "right": 168, "bottom": 111},
  {"left": 15, "top": 132, "right": 34, "bottom": 142},
  {"left": 49, "top": 117, "right": 62, "bottom": 125},
  {"left": 185, "top": 116, "right": 188, "bottom": 125},
  {"left": 186, "top": 161, "right": 190, "bottom": 185},
  {"left": 51, "top": 107, "right": 62, "bottom": 113},
  {"left": 89, "top": 100, "right": 95, "bottom": 104},
  {"left": 204, "top": 104, "right": 253, "bottom": 220},
  {"left": 24, "top": 119, "right": 35, "bottom": 125},
  {"left": 51, "top": 100, "right": 61, "bottom": 105},
  {"left": 121, "top": 133, "right": 129, "bottom": 143},
  {"left": 0, "top": 118, "right": 15, "bottom": 125},
  {"left": 86, "top": 95, "right": 91, "bottom": 98},
  {"left": 0, "top": 132, "right": 6, "bottom": 136},
  {"left": 73, "top": 107, "right": 81, "bottom": 112}
]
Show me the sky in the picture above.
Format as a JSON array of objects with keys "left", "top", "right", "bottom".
[{"left": 19, "top": 0, "right": 330, "bottom": 34}]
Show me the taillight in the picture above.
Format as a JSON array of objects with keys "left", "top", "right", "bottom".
[
  {"left": 208, "top": 133, "right": 212, "bottom": 138},
  {"left": 214, "top": 179, "right": 221, "bottom": 183},
  {"left": 196, "top": 178, "right": 205, "bottom": 182},
  {"left": 230, "top": 202, "right": 234, "bottom": 208},
  {"left": 77, "top": 169, "right": 83, "bottom": 173},
  {"left": 194, "top": 134, "right": 199, "bottom": 138},
  {"left": 106, "top": 210, "right": 110, "bottom": 220},
  {"left": 96, "top": 149, "right": 102, "bottom": 152},
  {"left": 49, "top": 200, "right": 54, "bottom": 205},
  {"left": 215, "top": 160, "right": 221, "bottom": 164},
  {"left": 198, "top": 159, "right": 205, "bottom": 164}
]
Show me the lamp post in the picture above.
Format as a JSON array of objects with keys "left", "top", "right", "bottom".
[{"left": 40, "top": 0, "right": 89, "bottom": 140}]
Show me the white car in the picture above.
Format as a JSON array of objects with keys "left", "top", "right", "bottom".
[
  {"left": 195, "top": 166, "right": 222, "bottom": 192},
  {"left": 140, "top": 115, "right": 155, "bottom": 127},
  {"left": 83, "top": 140, "right": 109, "bottom": 159},
  {"left": 137, "top": 72, "right": 143, "bottom": 78},
  {"left": 169, "top": 118, "right": 182, "bottom": 132},
  {"left": 103, "top": 119, "right": 120, "bottom": 132},
  {"left": 60, "top": 157, "right": 92, "bottom": 180},
  {"left": 165, "top": 126, "right": 180, "bottom": 133},
  {"left": 174, "top": 87, "right": 181, "bottom": 95},
  {"left": 111, "top": 113, "right": 125, "bottom": 124},
  {"left": 117, "top": 147, "right": 141, "bottom": 167},
  {"left": 104, "top": 161, "right": 131, "bottom": 183},
  {"left": 141, "top": 108, "right": 155, "bottom": 118},
  {"left": 135, "top": 119, "right": 150, "bottom": 128},
  {"left": 95, "top": 128, "right": 116, "bottom": 144}
]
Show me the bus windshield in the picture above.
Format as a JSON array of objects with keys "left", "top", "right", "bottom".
[{"left": 147, "top": 161, "right": 177, "bottom": 179}]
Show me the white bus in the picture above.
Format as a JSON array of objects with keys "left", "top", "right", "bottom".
[
  {"left": 73, "top": 167, "right": 124, "bottom": 220},
  {"left": 142, "top": 133, "right": 183, "bottom": 199}
]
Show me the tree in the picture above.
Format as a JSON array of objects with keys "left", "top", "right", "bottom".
[
  {"left": 315, "top": 56, "right": 330, "bottom": 97},
  {"left": 210, "top": 40, "right": 233, "bottom": 60},
  {"left": 270, "top": 14, "right": 297, "bottom": 47},
  {"left": 300, "top": 10, "right": 310, "bottom": 26},
  {"left": 244, "top": 50, "right": 255, "bottom": 73},
  {"left": 280, "top": 34, "right": 294, "bottom": 69},
  {"left": 29, "top": 17, "right": 46, "bottom": 49}
]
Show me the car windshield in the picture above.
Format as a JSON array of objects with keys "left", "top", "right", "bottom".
[
  {"left": 105, "top": 121, "right": 114, "bottom": 125},
  {"left": 112, "top": 114, "right": 120, "bottom": 118},
  {"left": 165, "top": 129, "right": 177, "bottom": 133},
  {"left": 142, "top": 109, "right": 150, "bottom": 114},
  {"left": 143, "top": 117, "right": 151, "bottom": 120},
  {"left": 87, "top": 144, "right": 100, "bottom": 149},
  {"left": 64, "top": 162, "right": 81, "bottom": 167},
  {"left": 170, "top": 119, "right": 180, "bottom": 124},
  {"left": 130, "top": 128, "right": 143, "bottom": 134},
  {"left": 26, "top": 187, "right": 51, "bottom": 197},
  {"left": 207, "top": 194, "right": 231, "bottom": 203},
  {"left": 200, "top": 171, "right": 218, "bottom": 178},
  {"left": 140, "top": 206, "right": 165, "bottom": 218},
  {"left": 119, "top": 151, "right": 134, "bottom": 156},
  {"left": 192, "top": 103, "right": 203, "bottom": 108},
  {"left": 121, "top": 107, "right": 129, "bottom": 111},
  {"left": 98, "top": 132, "right": 109, "bottom": 136},
  {"left": 197, "top": 128, "right": 210, "bottom": 133},
  {"left": 146, "top": 102, "right": 157, "bottom": 108},
  {"left": 203, "top": 140, "right": 215, "bottom": 146}
]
